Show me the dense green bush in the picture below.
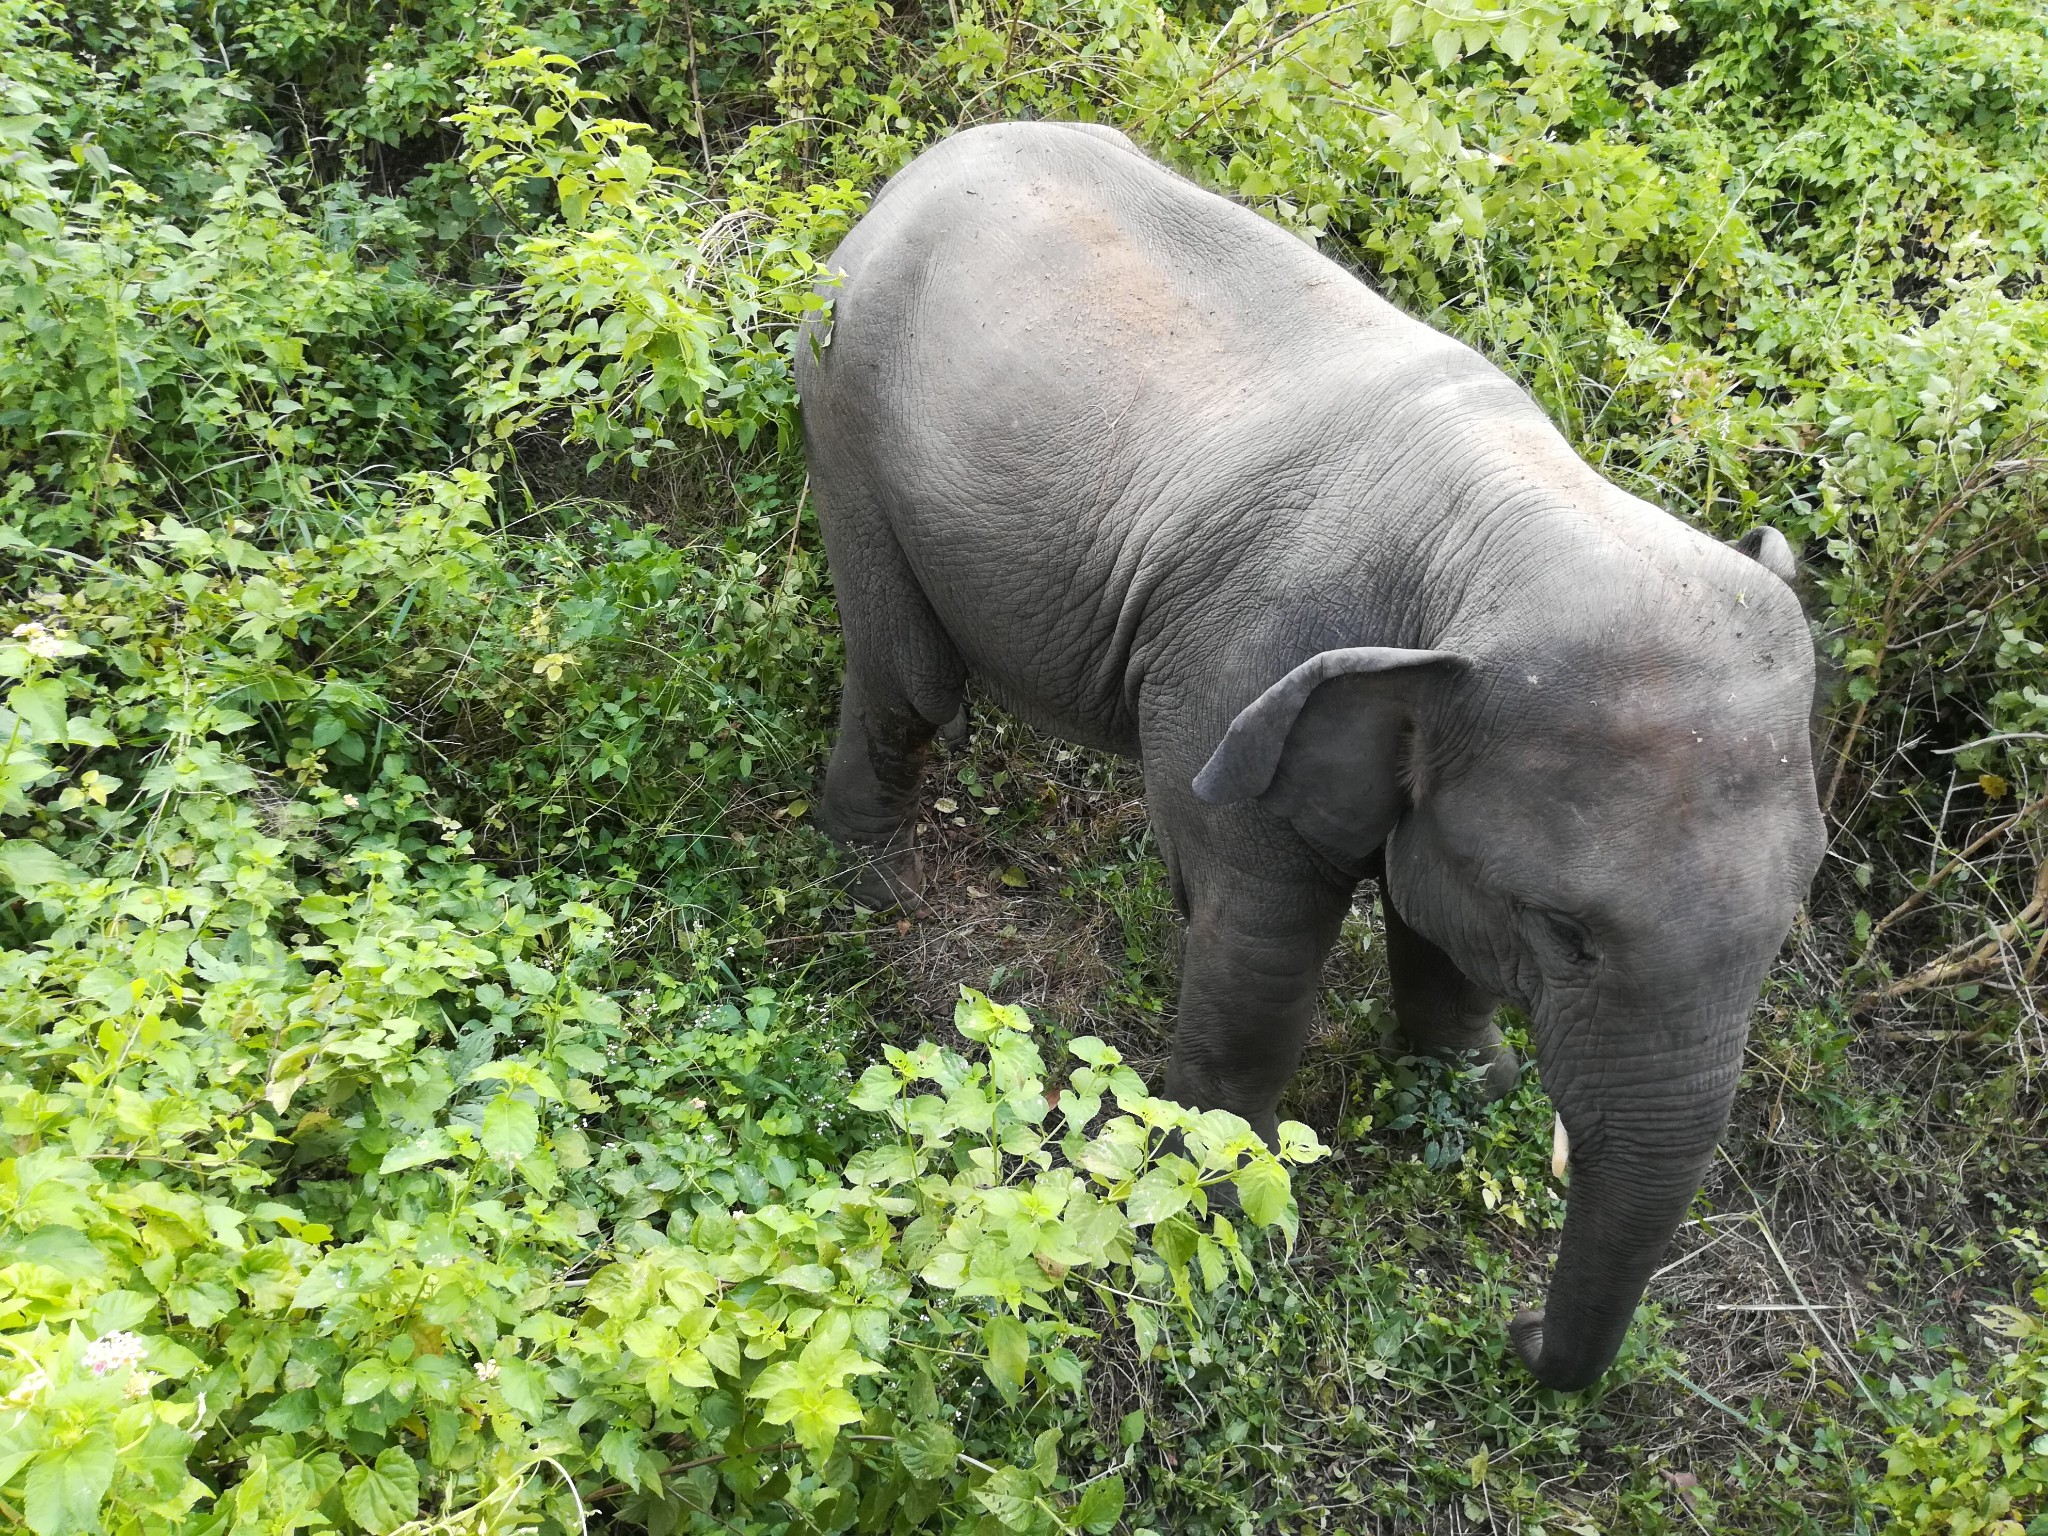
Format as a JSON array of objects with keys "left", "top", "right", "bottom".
[{"left": 3, "top": 0, "right": 2047, "bottom": 1529}]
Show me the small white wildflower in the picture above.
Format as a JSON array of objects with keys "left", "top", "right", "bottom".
[
  {"left": 474, "top": 1359, "right": 500, "bottom": 1383},
  {"left": 9, "top": 621, "right": 66, "bottom": 657},
  {"left": 6, "top": 1367, "right": 50, "bottom": 1404},
  {"left": 342, "top": 794, "right": 360, "bottom": 809},
  {"left": 83, "top": 1331, "right": 148, "bottom": 1377}
]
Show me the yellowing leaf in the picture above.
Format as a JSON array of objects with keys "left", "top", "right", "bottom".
[{"left": 983, "top": 1314, "right": 1028, "bottom": 1401}]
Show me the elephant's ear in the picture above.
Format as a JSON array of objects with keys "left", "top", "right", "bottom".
[
  {"left": 1733, "top": 526, "right": 1798, "bottom": 585},
  {"left": 1194, "top": 647, "right": 1467, "bottom": 853}
]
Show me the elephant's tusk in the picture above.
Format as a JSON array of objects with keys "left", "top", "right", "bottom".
[{"left": 1550, "top": 1114, "right": 1569, "bottom": 1179}]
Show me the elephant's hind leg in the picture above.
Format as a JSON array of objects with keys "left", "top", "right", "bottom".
[
  {"left": 1380, "top": 890, "right": 1521, "bottom": 1102},
  {"left": 816, "top": 497, "right": 966, "bottom": 910}
]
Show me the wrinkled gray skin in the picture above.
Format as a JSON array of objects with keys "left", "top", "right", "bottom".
[{"left": 797, "top": 122, "right": 1826, "bottom": 1391}]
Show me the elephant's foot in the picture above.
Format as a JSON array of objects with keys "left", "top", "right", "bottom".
[
  {"left": 937, "top": 705, "right": 969, "bottom": 749},
  {"left": 1509, "top": 1308, "right": 1547, "bottom": 1376},
  {"left": 1160, "top": 1058, "right": 1283, "bottom": 1151},
  {"left": 833, "top": 837, "right": 929, "bottom": 915},
  {"left": 1410, "top": 1028, "right": 1521, "bottom": 1104},
  {"left": 1469, "top": 1039, "right": 1522, "bottom": 1104}
]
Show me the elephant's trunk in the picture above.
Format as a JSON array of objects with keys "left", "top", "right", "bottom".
[{"left": 1512, "top": 1022, "right": 1742, "bottom": 1391}]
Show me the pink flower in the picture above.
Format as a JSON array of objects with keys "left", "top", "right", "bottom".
[{"left": 83, "top": 1332, "right": 148, "bottom": 1377}]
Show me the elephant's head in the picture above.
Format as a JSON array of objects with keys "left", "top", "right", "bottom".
[{"left": 1194, "top": 523, "right": 1825, "bottom": 1390}]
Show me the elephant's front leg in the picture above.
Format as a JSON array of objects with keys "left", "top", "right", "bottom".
[
  {"left": 1380, "top": 888, "right": 1521, "bottom": 1102},
  {"left": 1162, "top": 872, "right": 1355, "bottom": 1146}
]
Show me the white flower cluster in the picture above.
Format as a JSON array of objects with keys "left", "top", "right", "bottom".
[
  {"left": 83, "top": 1331, "right": 149, "bottom": 1377},
  {"left": 5, "top": 1367, "right": 50, "bottom": 1405},
  {"left": 473, "top": 1358, "right": 500, "bottom": 1382},
  {"left": 10, "top": 621, "right": 70, "bottom": 659}
]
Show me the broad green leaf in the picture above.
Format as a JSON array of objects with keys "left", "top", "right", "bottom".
[
  {"left": 11, "top": 1225, "right": 101, "bottom": 1277},
  {"left": 494, "top": 1355, "right": 549, "bottom": 1420},
  {"left": 1073, "top": 1473, "right": 1127, "bottom": 1534},
  {"left": 0, "top": 840, "right": 82, "bottom": 892},
  {"left": 774, "top": 1262, "right": 838, "bottom": 1293},
  {"left": 1131, "top": 1303, "right": 1160, "bottom": 1360},
  {"left": 125, "top": 1422, "right": 194, "bottom": 1502},
  {"left": 1126, "top": 1165, "right": 1192, "bottom": 1227},
  {"left": 253, "top": 1392, "right": 320, "bottom": 1433},
  {"left": 1277, "top": 1120, "right": 1329, "bottom": 1164},
  {"left": 955, "top": 987, "right": 1030, "bottom": 1043},
  {"left": 1153, "top": 1214, "right": 1198, "bottom": 1276},
  {"left": 6, "top": 681, "right": 67, "bottom": 743},
  {"left": 379, "top": 1129, "right": 455, "bottom": 1174},
  {"left": 845, "top": 1143, "right": 919, "bottom": 1185},
  {"left": 1234, "top": 1159, "right": 1291, "bottom": 1229},
  {"left": 1031, "top": 1427, "right": 1059, "bottom": 1486},
  {"left": 849, "top": 1063, "right": 902, "bottom": 1113},
  {"left": 341, "top": 1448, "right": 419, "bottom": 1535},
  {"left": 897, "top": 1419, "right": 959, "bottom": 1482},
  {"left": 504, "top": 958, "right": 556, "bottom": 996},
  {"left": 974, "top": 1466, "right": 1040, "bottom": 1530},
  {"left": 481, "top": 1093, "right": 539, "bottom": 1163},
  {"left": 24, "top": 1431, "right": 115, "bottom": 1536},
  {"left": 342, "top": 1357, "right": 393, "bottom": 1404},
  {"left": 780, "top": 1383, "right": 865, "bottom": 1459}
]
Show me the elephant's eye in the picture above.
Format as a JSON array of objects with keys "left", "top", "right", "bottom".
[{"left": 1522, "top": 905, "right": 1599, "bottom": 974}]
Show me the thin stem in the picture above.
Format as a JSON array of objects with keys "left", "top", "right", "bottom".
[
  {"left": 681, "top": 0, "right": 713, "bottom": 179},
  {"left": 1865, "top": 791, "right": 2048, "bottom": 944},
  {"left": 585, "top": 1439, "right": 802, "bottom": 1502}
]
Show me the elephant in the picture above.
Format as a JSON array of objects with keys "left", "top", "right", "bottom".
[{"left": 795, "top": 121, "right": 1825, "bottom": 1391}]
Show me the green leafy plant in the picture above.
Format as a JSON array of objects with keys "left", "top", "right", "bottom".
[
  {"left": 6, "top": 0, "right": 2048, "bottom": 1529},
  {"left": 1870, "top": 1250, "right": 2048, "bottom": 1536}
]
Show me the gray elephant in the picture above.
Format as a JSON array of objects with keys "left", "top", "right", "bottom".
[{"left": 796, "top": 121, "right": 1824, "bottom": 1390}]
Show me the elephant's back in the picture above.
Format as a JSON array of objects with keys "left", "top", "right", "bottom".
[
  {"left": 796, "top": 122, "right": 1548, "bottom": 747},
  {"left": 814, "top": 123, "right": 1432, "bottom": 410}
]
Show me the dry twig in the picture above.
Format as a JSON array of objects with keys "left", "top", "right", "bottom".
[{"left": 1851, "top": 856, "right": 2048, "bottom": 1014}]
